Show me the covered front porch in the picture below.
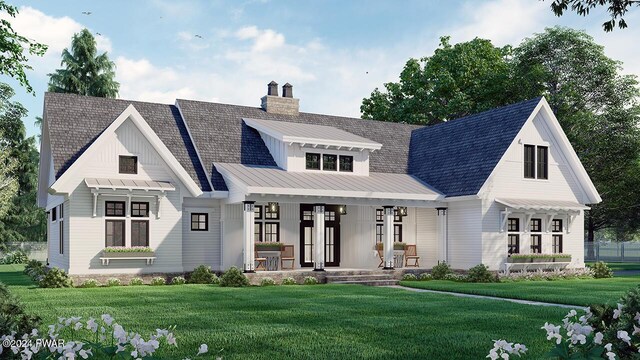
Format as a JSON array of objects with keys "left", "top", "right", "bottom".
[{"left": 215, "top": 163, "right": 449, "bottom": 272}]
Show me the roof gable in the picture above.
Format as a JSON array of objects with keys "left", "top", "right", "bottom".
[
  {"left": 408, "top": 97, "right": 543, "bottom": 197},
  {"left": 44, "top": 93, "right": 211, "bottom": 191}
]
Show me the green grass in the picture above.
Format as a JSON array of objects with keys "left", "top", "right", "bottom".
[
  {"left": 0, "top": 265, "right": 571, "bottom": 359},
  {"left": 586, "top": 261, "right": 640, "bottom": 271},
  {"left": 400, "top": 277, "right": 640, "bottom": 306}
]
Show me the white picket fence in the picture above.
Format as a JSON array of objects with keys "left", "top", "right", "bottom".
[
  {"left": 1, "top": 242, "right": 47, "bottom": 261},
  {"left": 585, "top": 241, "right": 640, "bottom": 262}
]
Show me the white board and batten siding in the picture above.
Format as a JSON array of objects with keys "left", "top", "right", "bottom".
[
  {"left": 47, "top": 200, "right": 69, "bottom": 270},
  {"left": 447, "top": 199, "right": 483, "bottom": 269},
  {"left": 182, "top": 199, "right": 221, "bottom": 271},
  {"left": 478, "top": 110, "right": 589, "bottom": 270},
  {"left": 63, "top": 119, "right": 192, "bottom": 274}
]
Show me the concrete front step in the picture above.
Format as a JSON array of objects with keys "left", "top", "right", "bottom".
[
  {"left": 326, "top": 274, "right": 397, "bottom": 283},
  {"left": 331, "top": 279, "right": 400, "bottom": 286}
]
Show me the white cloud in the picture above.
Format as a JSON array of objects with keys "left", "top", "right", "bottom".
[{"left": 235, "top": 26, "right": 285, "bottom": 52}]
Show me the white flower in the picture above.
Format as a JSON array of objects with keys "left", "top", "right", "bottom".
[
  {"left": 566, "top": 309, "right": 577, "bottom": 318},
  {"left": 634, "top": 325, "right": 640, "bottom": 336},
  {"left": 635, "top": 312, "right": 640, "bottom": 322},
  {"left": 86, "top": 319, "right": 98, "bottom": 333},
  {"left": 78, "top": 349, "right": 92, "bottom": 359},
  {"left": 101, "top": 314, "right": 114, "bottom": 326},
  {"left": 131, "top": 350, "right": 138, "bottom": 358},
  {"left": 606, "top": 351, "right": 616, "bottom": 360},
  {"left": 74, "top": 322, "right": 83, "bottom": 331},
  {"left": 614, "top": 304, "right": 624, "bottom": 319},
  {"left": 594, "top": 332, "right": 604, "bottom": 345},
  {"left": 605, "top": 343, "right": 613, "bottom": 351},
  {"left": 618, "top": 330, "right": 631, "bottom": 345},
  {"left": 166, "top": 333, "right": 177, "bottom": 346},
  {"left": 197, "top": 344, "right": 208, "bottom": 356}
]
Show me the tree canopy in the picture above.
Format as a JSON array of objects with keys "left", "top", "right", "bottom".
[
  {"left": 0, "top": 0, "right": 47, "bottom": 94},
  {"left": 547, "top": 0, "right": 639, "bottom": 32},
  {"left": 48, "top": 28, "right": 119, "bottom": 97},
  {"left": 362, "top": 27, "right": 640, "bottom": 240}
]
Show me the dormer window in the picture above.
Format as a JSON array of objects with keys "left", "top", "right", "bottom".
[
  {"left": 339, "top": 156, "right": 353, "bottom": 172},
  {"left": 119, "top": 155, "right": 138, "bottom": 174},
  {"left": 322, "top": 154, "right": 337, "bottom": 171},
  {"left": 524, "top": 145, "right": 548, "bottom": 180},
  {"left": 306, "top": 153, "right": 320, "bottom": 170}
]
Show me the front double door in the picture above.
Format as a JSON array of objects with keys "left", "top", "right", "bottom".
[{"left": 300, "top": 204, "right": 341, "bottom": 267}]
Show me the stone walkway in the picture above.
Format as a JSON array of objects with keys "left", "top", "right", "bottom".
[{"left": 388, "top": 285, "right": 587, "bottom": 310}]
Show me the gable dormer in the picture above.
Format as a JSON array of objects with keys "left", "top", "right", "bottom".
[{"left": 243, "top": 117, "right": 382, "bottom": 176}]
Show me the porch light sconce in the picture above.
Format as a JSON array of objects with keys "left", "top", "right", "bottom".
[
  {"left": 397, "top": 206, "right": 408, "bottom": 217},
  {"left": 268, "top": 202, "right": 279, "bottom": 213},
  {"left": 338, "top": 205, "right": 347, "bottom": 215}
]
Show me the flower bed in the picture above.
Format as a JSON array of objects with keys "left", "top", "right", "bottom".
[{"left": 507, "top": 254, "right": 571, "bottom": 263}]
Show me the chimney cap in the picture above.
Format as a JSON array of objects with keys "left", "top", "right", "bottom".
[
  {"left": 268, "top": 80, "right": 278, "bottom": 85},
  {"left": 267, "top": 81, "right": 279, "bottom": 96},
  {"left": 282, "top": 83, "right": 293, "bottom": 98},
  {"left": 283, "top": 82, "right": 292, "bottom": 87}
]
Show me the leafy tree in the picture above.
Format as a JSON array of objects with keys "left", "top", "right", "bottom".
[
  {"left": 0, "top": 136, "right": 17, "bottom": 219},
  {"left": 512, "top": 27, "right": 640, "bottom": 243},
  {"left": 0, "top": 83, "right": 46, "bottom": 243},
  {"left": 0, "top": 0, "right": 47, "bottom": 94},
  {"left": 547, "top": 0, "right": 639, "bottom": 32},
  {"left": 361, "top": 37, "right": 523, "bottom": 125},
  {"left": 48, "top": 28, "right": 119, "bottom": 97}
]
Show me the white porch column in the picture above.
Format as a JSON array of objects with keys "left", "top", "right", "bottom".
[
  {"left": 313, "top": 204, "right": 325, "bottom": 271},
  {"left": 383, "top": 206, "right": 395, "bottom": 269},
  {"left": 436, "top": 207, "right": 448, "bottom": 263},
  {"left": 242, "top": 201, "right": 256, "bottom": 273}
]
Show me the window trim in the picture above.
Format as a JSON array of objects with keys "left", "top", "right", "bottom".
[
  {"left": 524, "top": 144, "right": 535, "bottom": 179},
  {"left": 530, "top": 234, "right": 542, "bottom": 254},
  {"left": 322, "top": 154, "right": 338, "bottom": 171},
  {"left": 105, "top": 201, "right": 126, "bottom": 217},
  {"left": 263, "top": 222, "right": 280, "bottom": 243},
  {"left": 537, "top": 146, "right": 549, "bottom": 180},
  {"left": 394, "top": 224, "right": 402, "bottom": 242},
  {"left": 131, "top": 202, "right": 149, "bottom": 218},
  {"left": 59, "top": 206, "right": 64, "bottom": 254},
  {"left": 339, "top": 155, "right": 354, "bottom": 172},
  {"left": 105, "top": 219, "right": 126, "bottom": 247},
  {"left": 530, "top": 218, "right": 542, "bottom": 233},
  {"left": 305, "top": 153, "right": 321, "bottom": 170},
  {"left": 508, "top": 234, "right": 520, "bottom": 255},
  {"left": 52, "top": 207, "right": 57, "bottom": 222},
  {"left": 552, "top": 219, "right": 563, "bottom": 233},
  {"left": 191, "top": 213, "right": 209, "bottom": 231},
  {"left": 131, "top": 220, "right": 150, "bottom": 247},
  {"left": 254, "top": 222, "right": 263, "bottom": 242},
  {"left": 119, "top": 155, "right": 138, "bottom": 174},
  {"left": 254, "top": 205, "right": 263, "bottom": 220},
  {"left": 552, "top": 234, "right": 563, "bottom": 253}
]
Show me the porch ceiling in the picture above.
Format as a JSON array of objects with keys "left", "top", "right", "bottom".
[{"left": 214, "top": 163, "right": 443, "bottom": 203}]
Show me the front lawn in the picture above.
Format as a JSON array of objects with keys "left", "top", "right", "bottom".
[
  {"left": 0, "top": 265, "right": 570, "bottom": 359},
  {"left": 400, "top": 277, "right": 640, "bottom": 306},
  {"left": 586, "top": 261, "right": 640, "bottom": 272}
]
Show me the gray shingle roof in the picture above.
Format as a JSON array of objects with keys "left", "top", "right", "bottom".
[
  {"left": 176, "top": 99, "right": 421, "bottom": 191},
  {"left": 44, "top": 93, "right": 211, "bottom": 191},
  {"left": 408, "top": 97, "right": 542, "bottom": 197}
]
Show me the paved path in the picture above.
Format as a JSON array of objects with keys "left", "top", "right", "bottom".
[{"left": 388, "top": 285, "right": 587, "bottom": 310}]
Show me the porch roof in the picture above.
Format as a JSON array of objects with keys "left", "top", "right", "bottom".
[
  {"left": 496, "top": 198, "right": 589, "bottom": 212},
  {"left": 84, "top": 178, "right": 175, "bottom": 192},
  {"left": 214, "top": 163, "right": 443, "bottom": 202}
]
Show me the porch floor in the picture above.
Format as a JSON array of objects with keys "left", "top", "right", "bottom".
[{"left": 245, "top": 267, "right": 429, "bottom": 285}]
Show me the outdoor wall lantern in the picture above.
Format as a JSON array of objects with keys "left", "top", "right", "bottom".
[
  {"left": 268, "top": 202, "right": 279, "bottom": 213},
  {"left": 397, "top": 206, "right": 408, "bottom": 217},
  {"left": 338, "top": 205, "right": 347, "bottom": 215}
]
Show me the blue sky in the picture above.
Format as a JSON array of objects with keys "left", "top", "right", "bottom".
[{"left": 4, "top": 0, "right": 640, "bottom": 139}]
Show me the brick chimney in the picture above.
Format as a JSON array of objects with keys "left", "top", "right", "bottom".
[{"left": 261, "top": 81, "right": 299, "bottom": 116}]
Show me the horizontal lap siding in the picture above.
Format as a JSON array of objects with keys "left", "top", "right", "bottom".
[
  {"left": 416, "top": 208, "right": 437, "bottom": 268},
  {"left": 447, "top": 200, "right": 482, "bottom": 269}
]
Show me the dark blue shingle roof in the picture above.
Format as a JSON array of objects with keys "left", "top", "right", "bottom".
[{"left": 408, "top": 97, "right": 542, "bottom": 197}]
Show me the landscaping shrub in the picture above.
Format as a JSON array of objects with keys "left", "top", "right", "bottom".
[
  {"left": 467, "top": 264, "right": 497, "bottom": 283},
  {"left": 171, "top": 276, "right": 187, "bottom": 285},
  {"left": 498, "top": 268, "right": 594, "bottom": 282},
  {"left": 129, "top": 277, "right": 144, "bottom": 286},
  {"left": 189, "top": 265, "right": 219, "bottom": 284},
  {"left": 0, "top": 282, "right": 41, "bottom": 343},
  {"left": 281, "top": 277, "right": 297, "bottom": 285},
  {"left": 219, "top": 266, "right": 249, "bottom": 287},
  {"left": 150, "top": 277, "right": 166, "bottom": 286},
  {"left": 23, "top": 259, "right": 45, "bottom": 279},
  {"left": 260, "top": 277, "right": 276, "bottom": 286},
  {"left": 80, "top": 279, "right": 99, "bottom": 288},
  {"left": 303, "top": 276, "right": 318, "bottom": 285},
  {"left": 105, "top": 278, "right": 121, "bottom": 287},
  {"left": 402, "top": 273, "right": 417, "bottom": 281},
  {"left": 431, "top": 262, "right": 452, "bottom": 280},
  {"left": 591, "top": 261, "right": 614, "bottom": 279},
  {"left": 1, "top": 250, "right": 28, "bottom": 264},
  {"left": 443, "top": 273, "right": 467, "bottom": 282},
  {"left": 418, "top": 273, "right": 432, "bottom": 281},
  {"left": 39, "top": 267, "right": 73, "bottom": 288}
]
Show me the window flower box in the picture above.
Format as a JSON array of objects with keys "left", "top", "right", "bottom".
[
  {"left": 102, "top": 247, "right": 155, "bottom": 258},
  {"left": 507, "top": 254, "right": 571, "bottom": 263},
  {"left": 255, "top": 242, "right": 283, "bottom": 251},
  {"left": 375, "top": 242, "right": 407, "bottom": 251}
]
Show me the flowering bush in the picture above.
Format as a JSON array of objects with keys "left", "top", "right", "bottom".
[
  {"left": 431, "top": 262, "right": 452, "bottom": 279},
  {"left": 80, "top": 279, "right": 100, "bottom": 288},
  {"left": 188, "top": 265, "right": 219, "bottom": 284},
  {"left": 105, "top": 278, "right": 122, "bottom": 287},
  {"left": 129, "top": 277, "right": 144, "bottom": 286},
  {"left": 39, "top": 267, "right": 73, "bottom": 288},
  {"left": 418, "top": 273, "right": 432, "bottom": 281},
  {"left": 486, "top": 339, "right": 527, "bottom": 359},
  {"left": 591, "top": 261, "right": 614, "bottom": 279},
  {"left": 303, "top": 276, "right": 318, "bottom": 285},
  {"left": 260, "top": 277, "right": 276, "bottom": 286},
  {"left": 219, "top": 266, "right": 249, "bottom": 287},
  {"left": 402, "top": 273, "right": 417, "bottom": 281},
  {"left": 443, "top": 273, "right": 467, "bottom": 282},
  {"left": 281, "top": 277, "right": 297, "bottom": 285},
  {"left": 150, "top": 277, "right": 166, "bottom": 286},
  {"left": 103, "top": 246, "right": 153, "bottom": 253},
  {"left": 0, "top": 313, "right": 210, "bottom": 359},
  {"left": 171, "top": 276, "right": 187, "bottom": 285},
  {"left": 467, "top": 264, "right": 497, "bottom": 283},
  {"left": 498, "top": 268, "right": 594, "bottom": 282},
  {"left": 1, "top": 250, "right": 29, "bottom": 264}
]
